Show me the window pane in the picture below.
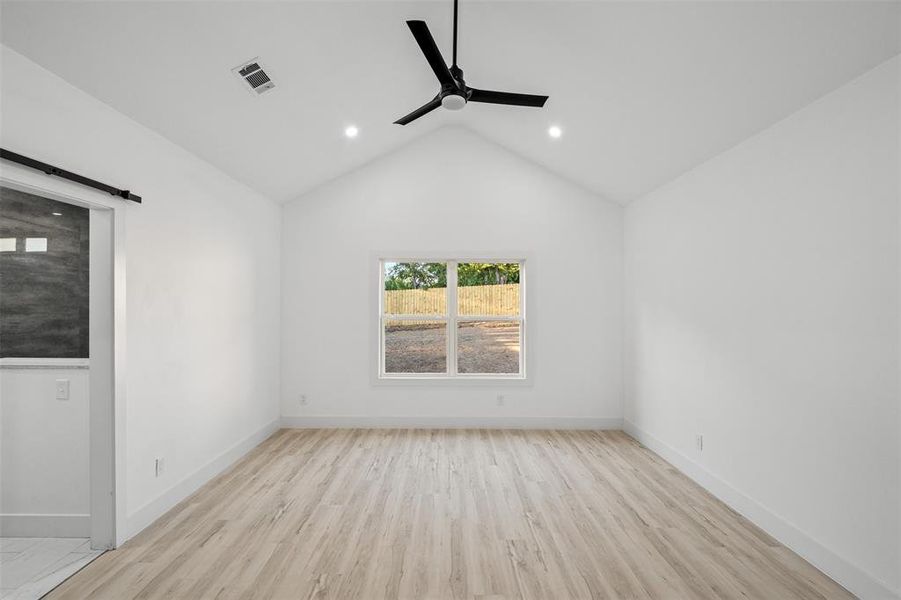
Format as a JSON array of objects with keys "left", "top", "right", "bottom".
[
  {"left": 457, "top": 321, "right": 520, "bottom": 374},
  {"left": 457, "top": 262, "right": 520, "bottom": 316},
  {"left": 384, "top": 320, "right": 447, "bottom": 374},
  {"left": 383, "top": 262, "right": 447, "bottom": 315}
]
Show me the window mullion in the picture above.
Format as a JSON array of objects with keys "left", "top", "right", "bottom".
[
  {"left": 456, "top": 315, "right": 522, "bottom": 322},
  {"left": 447, "top": 261, "right": 457, "bottom": 377},
  {"left": 520, "top": 260, "right": 526, "bottom": 377},
  {"left": 379, "top": 262, "right": 385, "bottom": 377},
  {"left": 383, "top": 314, "right": 445, "bottom": 321}
]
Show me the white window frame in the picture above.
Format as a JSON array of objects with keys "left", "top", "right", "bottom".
[{"left": 378, "top": 258, "right": 526, "bottom": 381}]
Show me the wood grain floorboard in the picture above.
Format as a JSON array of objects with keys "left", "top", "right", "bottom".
[{"left": 45, "top": 429, "right": 855, "bottom": 599}]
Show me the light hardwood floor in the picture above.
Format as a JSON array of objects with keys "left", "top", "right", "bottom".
[{"left": 47, "top": 429, "right": 853, "bottom": 599}]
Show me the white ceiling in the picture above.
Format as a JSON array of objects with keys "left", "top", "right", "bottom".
[{"left": 1, "top": 1, "right": 898, "bottom": 204}]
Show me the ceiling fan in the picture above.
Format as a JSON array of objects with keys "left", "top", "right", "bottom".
[{"left": 394, "top": 0, "right": 549, "bottom": 125}]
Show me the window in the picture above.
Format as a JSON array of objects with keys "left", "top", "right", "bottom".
[{"left": 379, "top": 259, "right": 525, "bottom": 379}]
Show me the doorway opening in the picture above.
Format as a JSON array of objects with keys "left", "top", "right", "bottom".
[{"left": 0, "top": 181, "right": 119, "bottom": 598}]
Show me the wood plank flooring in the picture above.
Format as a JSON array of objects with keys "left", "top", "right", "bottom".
[{"left": 46, "top": 429, "right": 854, "bottom": 599}]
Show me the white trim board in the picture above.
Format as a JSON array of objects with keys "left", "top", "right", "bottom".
[
  {"left": 0, "top": 513, "right": 91, "bottom": 538},
  {"left": 280, "top": 416, "right": 623, "bottom": 430},
  {"left": 623, "top": 420, "right": 899, "bottom": 600},
  {"left": 125, "top": 419, "right": 281, "bottom": 540}
]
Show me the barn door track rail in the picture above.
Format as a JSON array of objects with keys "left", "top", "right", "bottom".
[{"left": 1, "top": 148, "right": 142, "bottom": 203}]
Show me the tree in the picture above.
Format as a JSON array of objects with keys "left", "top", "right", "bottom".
[
  {"left": 457, "top": 262, "right": 519, "bottom": 286},
  {"left": 384, "top": 262, "right": 520, "bottom": 290},
  {"left": 384, "top": 262, "right": 447, "bottom": 290}
]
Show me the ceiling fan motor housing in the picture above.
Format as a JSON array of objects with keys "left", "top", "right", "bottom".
[
  {"left": 441, "top": 66, "right": 468, "bottom": 110},
  {"left": 441, "top": 90, "right": 467, "bottom": 110}
]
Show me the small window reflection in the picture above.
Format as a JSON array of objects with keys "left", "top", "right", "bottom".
[
  {"left": 0, "top": 238, "right": 15, "bottom": 252},
  {"left": 25, "top": 237, "right": 48, "bottom": 252}
]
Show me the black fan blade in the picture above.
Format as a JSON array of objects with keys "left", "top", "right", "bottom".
[
  {"left": 406, "top": 21, "right": 455, "bottom": 87},
  {"left": 468, "top": 88, "right": 548, "bottom": 107},
  {"left": 394, "top": 96, "right": 442, "bottom": 125}
]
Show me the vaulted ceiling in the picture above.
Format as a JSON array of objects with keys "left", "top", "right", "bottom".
[{"left": 1, "top": 1, "right": 898, "bottom": 204}]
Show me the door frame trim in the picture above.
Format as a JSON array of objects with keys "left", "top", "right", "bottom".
[{"left": 2, "top": 167, "right": 127, "bottom": 549}]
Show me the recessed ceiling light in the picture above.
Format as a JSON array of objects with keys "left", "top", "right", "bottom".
[
  {"left": 51, "top": 212, "right": 62, "bottom": 216},
  {"left": 344, "top": 125, "right": 359, "bottom": 139},
  {"left": 548, "top": 125, "right": 562, "bottom": 139}
]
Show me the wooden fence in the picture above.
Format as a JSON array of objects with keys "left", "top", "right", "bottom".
[{"left": 384, "top": 283, "right": 520, "bottom": 316}]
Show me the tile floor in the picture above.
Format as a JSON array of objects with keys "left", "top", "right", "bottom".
[{"left": 0, "top": 538, "right": 103, "bottom": 600}]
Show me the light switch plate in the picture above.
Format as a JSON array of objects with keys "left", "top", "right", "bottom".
[{"left": 55, "top": 379, "right": 70, "bottom": 400}]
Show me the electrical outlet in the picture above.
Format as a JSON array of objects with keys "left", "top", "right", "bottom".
[
  {"left": 497, "top": 394, "right": 505, "bottom": 407},
  {"left": 300, "top": 394, "right": 309, "bottom": 406},
  {"left": 696, "top": 434, "right": 704, "bottom": 452},
  {"left": 55, "top": 379, "right": 70, "bottom": 401},
  {"left": 154, "top": 457, "right": 165, "bottom": 477}
]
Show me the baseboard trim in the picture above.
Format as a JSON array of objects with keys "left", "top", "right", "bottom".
[
  {"left": 280, "top": 415, "right": 623, "bottom": 430},
  {"left": 0, "top": 513, "right": 90, "bottom": 537},
  {"left": 622, "top": 420, "right": 899, "bottom": 600},
  {"left": 126, "top": 418, "right": 281, "bottom": 541}
]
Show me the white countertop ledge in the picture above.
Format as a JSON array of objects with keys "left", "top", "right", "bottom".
[{"left": 0, "top": 358, "right": 90, "bottom": 369}]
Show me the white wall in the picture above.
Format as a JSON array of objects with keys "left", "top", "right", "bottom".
[
  {"left": 0, "top": 368, "right": 90, "bottom": 536},
  {"left": 624, "top": 56, "right": 900, "bottom": 599},
  {"left": 0, "top": 46, "right": 282, "bottom": 540},
  {"left": 282, "top": 127, "right": 623, "bottom": 427}
]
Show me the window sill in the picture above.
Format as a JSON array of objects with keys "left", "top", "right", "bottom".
[{"left": 372, "top": 374, "right": 532, "bottom": 387}]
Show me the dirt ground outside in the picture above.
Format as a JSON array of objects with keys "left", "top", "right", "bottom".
[{"left": 384, "top": 321, "right": 520, "bottom": 374}]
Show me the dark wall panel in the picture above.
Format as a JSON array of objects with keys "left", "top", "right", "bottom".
[{"left": 0, "top": 186, "right": 89, "bottom": 358}]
